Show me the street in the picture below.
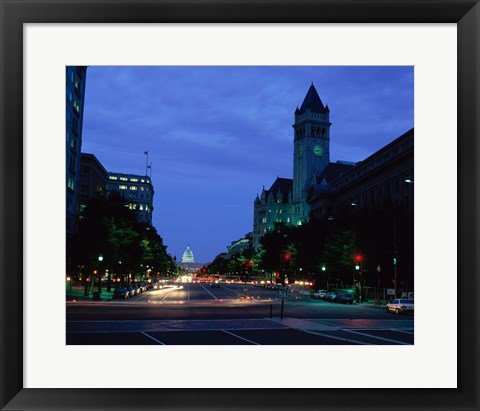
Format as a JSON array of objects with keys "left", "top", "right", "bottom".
[{"left": 67, "top": 282, "right": 413, "bottom": 345}]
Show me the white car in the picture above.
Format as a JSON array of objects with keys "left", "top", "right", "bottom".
[
  {"left": 386, "top": 299, "right": 414, "bottom": 314},
  {"left": 312, "top": 290, "right": 328, "bottom": 299}
]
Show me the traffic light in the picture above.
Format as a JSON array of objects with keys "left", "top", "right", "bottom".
[
  {"left": 354, "top": 254, "right": 363, "bottom": 263},
  {"left": 393, "top": 257, "right": 397, "bottom": 265},
  {"left": 321, "top": 265, "right": 326, "bottom": 271},
  {"left": 283, "top": 252, "right": 292, "bottom": 261}
]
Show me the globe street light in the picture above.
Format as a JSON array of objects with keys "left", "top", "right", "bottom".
[{"left": 97, "top": 254, "right": 103, "bottom": 294}]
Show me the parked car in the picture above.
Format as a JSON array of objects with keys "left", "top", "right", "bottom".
[
  {"left": 125, "top": 285, "right": 135, "bottom": 297},
  {"left": 312, "top": 290, "right": 328, "bottom": 299},
  {"left": 324, "top": 291, "right": 337, "bottom": 302},
  {"left": 112, "top": 286, "right": 129, "bottom": 300},
  {"left": 386, "top": 299, "right": 414, "bottom": 314},
  {"left": 335, "top": 292, "right": 354, "bottom": 304},
  {"left": 137, "top": 281, "right": 148, "bottom": 293}
]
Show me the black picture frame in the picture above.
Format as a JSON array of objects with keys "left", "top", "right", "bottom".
[{"left": 1, "top": 1, "right": 479, "bottom": 410}]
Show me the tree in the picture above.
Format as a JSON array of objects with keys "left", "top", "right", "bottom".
[{"left": 69, "top": 192, "right": 173, "bottom": 292}]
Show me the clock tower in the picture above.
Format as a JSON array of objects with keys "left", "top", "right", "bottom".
[{"left": 292, "top": 84, "right": 331, "bottom": 224}]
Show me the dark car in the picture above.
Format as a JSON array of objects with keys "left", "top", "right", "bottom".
[
  {"left": 335, "top": 292, "right": 354, "bottom": 304},
  {"left": 210, "top": 281, "right": 220, "bottom": 288},
  {"left": 124, "top": 285, "right": 135, "bottom": 297},
  {"left": 112, "top": 286, "right": 129, "bottom": 300}
]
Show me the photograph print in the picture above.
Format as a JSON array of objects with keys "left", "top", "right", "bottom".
[{"left": 66, "top": 66, "right": 414, "bottom": 345}]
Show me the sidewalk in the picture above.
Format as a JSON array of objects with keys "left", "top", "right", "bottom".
[{"left": 66, "top": 285, "right": 114, "bottom": 301}]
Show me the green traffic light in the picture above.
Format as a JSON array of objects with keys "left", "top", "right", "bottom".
[
  {"left": 393, "top": 257, "right": 397, "bottom": 265},
  {"left": 321, "top": 265, "right": 326, "bottom": 271}
]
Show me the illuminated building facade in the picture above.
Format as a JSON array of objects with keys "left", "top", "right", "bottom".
[{"left": 107, "top": 172, "right": 154, "bottom": 225}]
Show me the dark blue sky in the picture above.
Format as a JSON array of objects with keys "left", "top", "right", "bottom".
[{"left": 81, "top": 66, "right": 413, "bottom": 263}]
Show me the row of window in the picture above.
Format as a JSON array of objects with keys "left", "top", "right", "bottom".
[
  {"left": 295, "top": 126, "right": 327, "bottom": 139},
  {"left": 109, "top": 175, "right": 150, "bottom": 184},
  {"left": 116, "top": 184, "right": 149, "bottom": 192},
  {"left": 260, "top": 216, "right": 291, "bottom": 224},
  {"left": 128, "top": 203, "right": 150, "bottom": 211}
]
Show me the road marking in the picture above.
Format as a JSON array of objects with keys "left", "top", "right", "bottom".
[
  {"left": 303, "top": 330, "right": 369, "bottom": 345},
  {"left": 141, "top": 331, "right": 166, "bottom": 345},
  {"left": 343, "top": 329, "right": 411, "bottom": 345},
  {"left": 199, "top": 284, "right": 218, "bottom": 299},
  {"left": 221, "top": 330, "right": 260, "bottom": 345},
  {"left": 390, "top": 328, "right": 415, "bottom": 335}
]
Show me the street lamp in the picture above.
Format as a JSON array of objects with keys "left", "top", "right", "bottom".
[
  {"left": 97, "top": 254, "right": 103, "bottom": 294},
  {"left": 376, "top": 264, "right": 382, "bottom": 305}
]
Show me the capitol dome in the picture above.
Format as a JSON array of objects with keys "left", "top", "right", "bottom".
[{"left": 181, "top": 245, "right": 195, "bottom": 263}]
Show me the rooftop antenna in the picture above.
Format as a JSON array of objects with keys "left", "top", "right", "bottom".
[{"left": 144, "top": 150, "right": 149, "bottom": 176}]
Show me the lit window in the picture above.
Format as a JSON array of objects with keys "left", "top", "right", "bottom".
[
  {"left": 130, "top": 186, "right": 137, "bottom": 190},
  {"left": 119, "top": 185, "right": 127, "bottom": 190},
  {"left": 140, "top": 187, "right": 145, "bottom": 191},
  {"left": 146, "top": 205, "right": 149, "bottom": 211},
  {"left": 129, "top": 203, "right": 137, "bottom": 210},
  {"left": 262, "top": 217, "right": 267, "bottom": 223},
  {"left": 120, "top": 177, "right": 128, "bottom": 181},
  {"left": 73, "top": 98, "right": 80, "bottom": 112},
  {"left": 141, "top": 179, "right": 145, "bottom": 183},
  {"left": 287, "top": 217, "right": 291, "bottom": 223},
  {"left": 109, "top": 176, "right": 118, "bottom": 180},
  {"left": 130, "top": 178, "right": 138, "bottom": 182},
  {"left": 139, "top": 204, "right": 144, "bottom": 210},
  {"left": 67, "top": 177, "right": 75, "bottom": 190}
]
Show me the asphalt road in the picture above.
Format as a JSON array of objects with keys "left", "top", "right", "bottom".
[{"left": 66, "top": 282, "right": 413, "bottom": 345}]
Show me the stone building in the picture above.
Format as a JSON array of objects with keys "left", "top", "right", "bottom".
[{"left": 253, "top": 83, "right": 413, "bottom": 249}]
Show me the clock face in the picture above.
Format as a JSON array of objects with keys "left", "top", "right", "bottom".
[
  {"left": 314, "top": 145, "right": 324, "bottom": 157},
  {"left": 296, "top": 144, "right": 304, "bottom": 158}
]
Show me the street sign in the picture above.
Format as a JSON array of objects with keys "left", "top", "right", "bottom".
[
  {"left": 386, "top": 288, "right": 395, "bottom": 295},
  {"left": 279, "top": 287, "right": 288, "bottom": 298}
]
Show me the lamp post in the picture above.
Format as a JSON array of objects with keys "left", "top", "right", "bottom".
[
  {"left": 376, "top": 264, "right": 382, "bottom": 305},
  {"left": 97, "top": 254, "right": 103, "bottom": 294}
]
